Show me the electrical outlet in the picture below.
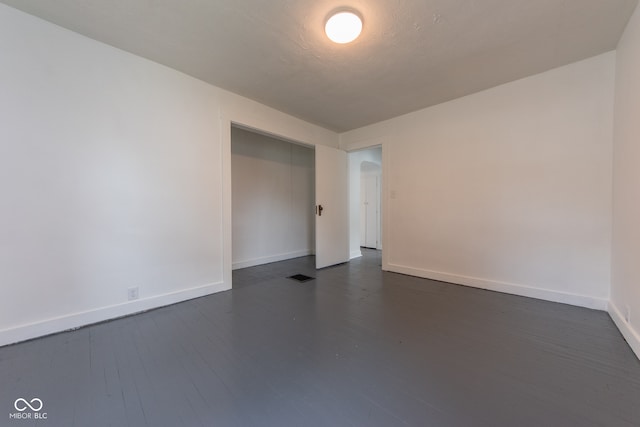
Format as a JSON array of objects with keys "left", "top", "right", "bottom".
[
  {"left": 624, "top": 304, "right": 631, "bottom": 323},
  {"left": 127, "top": 287, "right": 139, "bottom": 301}
]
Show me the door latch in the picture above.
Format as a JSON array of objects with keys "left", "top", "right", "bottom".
[{"left": 316, "top": 204, "right": 324, "bottom": 216}]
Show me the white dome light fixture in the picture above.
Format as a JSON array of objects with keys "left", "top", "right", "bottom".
[{"left": 325, "top": 11, "right": 363, "bottom": 44}]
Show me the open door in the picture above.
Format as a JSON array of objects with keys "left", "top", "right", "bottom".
[{"left": 315, "top": 145, "right": 349, "bottom": 269}]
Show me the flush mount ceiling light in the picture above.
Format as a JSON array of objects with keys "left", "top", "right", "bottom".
[{"left": 325, "top": 11, "right": 363, "bottom": 44}]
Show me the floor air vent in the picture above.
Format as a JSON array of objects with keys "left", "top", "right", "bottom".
[{"left": 287, "top": 274, "right": 315, "bottom": 283}]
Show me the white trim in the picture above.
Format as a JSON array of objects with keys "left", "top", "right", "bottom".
[
  {"left": 350, "top": 250, "right": 363, "bottom": 260},
  {"left": 232, "top": 250, "right": 314, "bottom": 270},
  {"left": 221, "top": 112, "right": 233, "bottom": 291},
  {"left": 608, "top": 301, "right": 640, "bottom": 360},
  {"left": 0, "top": 281, "right": 228, "bottom": 347},
  {"left": 381, "top": 143, "right": 390, "bottom": 272},
  {"left": 387, "top": 263, "right": 608, "bottom": 310}
]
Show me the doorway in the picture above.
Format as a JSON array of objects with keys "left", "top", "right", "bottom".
[
  {"left": 348, "top": 146, "right": 383, "bottom": 259},
  {"left": 360, "top": 162, "right": 381, "bottom": 249},
  {"left": 231, "top": 126, "right": 315, "bottom": 270},
  {"left": 230, "top": 125, "right": 350, "bottom": 271}
]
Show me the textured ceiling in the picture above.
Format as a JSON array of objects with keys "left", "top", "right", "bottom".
[{"left": 1, "top": 0, "right": 638, "bottom": 131}]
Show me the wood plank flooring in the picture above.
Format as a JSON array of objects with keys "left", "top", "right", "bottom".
[{"left": 1, "top": 249, "right": 639, "bottom": 426}]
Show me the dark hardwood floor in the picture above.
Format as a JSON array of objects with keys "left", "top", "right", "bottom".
[{"left": 1, "top": 249, "right": 639, "bottom": 426}]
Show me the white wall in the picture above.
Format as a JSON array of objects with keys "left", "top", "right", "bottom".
[
  {"left": 232, "top": 127, "right": 314, "bottom": 269},
  {"left": 611, "top": 3, "right": 640, "bottom": 359},
  {"left": 341, "top": 53, "right": 615, "bottom": 310},
  {"left": 348, "top": 148, "right": 382, "bottom": 258},
  {"left": 0, "top": 4, "right": 338, "bottom": 346}
]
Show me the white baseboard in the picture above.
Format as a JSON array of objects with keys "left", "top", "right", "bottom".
[
  {"left": 387, "top": 263, "right": 608, "bottom": 311},
  {"left": 350, "top": 250, "right": 363, "bottom": 259},
  {"left": 608, "top": 301, "right": 640, "bottom": 360},
  {"left": 0, "top": 281, "right": 229, "bottom": 347},
  {"left": 232, "top": 250, "right": 313, "bottom": 270}
]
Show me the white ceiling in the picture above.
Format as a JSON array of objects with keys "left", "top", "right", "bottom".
[{"left": 1, "top": 0, "right": 638, "bottom": 132}]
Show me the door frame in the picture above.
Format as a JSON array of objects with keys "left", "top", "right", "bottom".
[
  {"left": 346, "top": 144, "right": 388, "bottom": 270},
  {"left": 221, "top": 111, "right": 342, "bottom": 288}
]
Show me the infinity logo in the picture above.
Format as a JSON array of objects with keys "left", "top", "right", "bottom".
[{"left": 14, "top": 398, "right": 43, "bottom": 412}]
